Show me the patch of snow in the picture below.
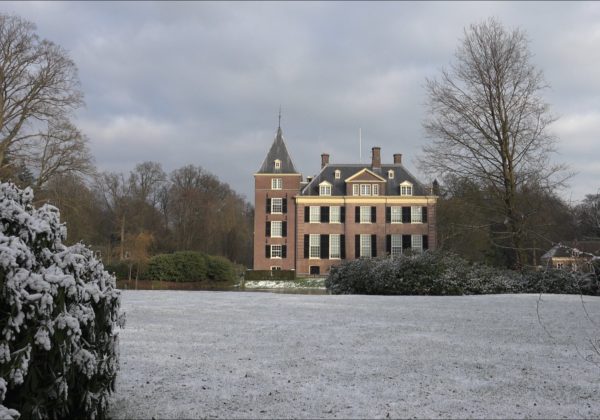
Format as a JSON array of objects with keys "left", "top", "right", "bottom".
[{"left": 110, "top": 291, "right": 600, "bottom": 419}]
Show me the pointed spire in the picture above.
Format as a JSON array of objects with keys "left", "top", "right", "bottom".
[{"left": 257, "top": 116, "right": 298, "bottom": 174}]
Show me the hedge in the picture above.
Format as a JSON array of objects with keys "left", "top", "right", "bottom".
[
  {"left": 145, "top": 252, "right": 236, "bottom": 282},
  {"left": 0, "top": 182, "right": 124, "bottom": 419},
  {"left": 325, "top": 251, "right": 599, "bottom": 296}
]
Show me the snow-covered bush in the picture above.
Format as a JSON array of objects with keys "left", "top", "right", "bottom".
[
  {"left": 325, "top": 251, "right": 599, "bottom": 296},
  {"left": 0, "top": 183, "right": 125, "bottom": 419}
]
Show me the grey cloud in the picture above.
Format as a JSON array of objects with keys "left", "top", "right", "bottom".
[{"left": 3, "top": 1, "right": 599, "bottom": 204}]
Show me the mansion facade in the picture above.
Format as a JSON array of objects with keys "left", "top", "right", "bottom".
[{"left": 253, "top": 126, "right": 438, "bottom": 276}]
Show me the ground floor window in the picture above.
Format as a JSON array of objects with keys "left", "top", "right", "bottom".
[
  {"left": 412, "top": 235, "right": 423, "bottom": 253},
  {"left": 271, "top": 244, "right": 282, "bottom": 258},
  {"left": 270, "top": 266, "right": 282, "bottom": 271},
  {"left": 391, "top": 234, "right": 402, "bottom": 257},
  {"left": 360, "top": 234, "right": 371, "bottom": 258},
  {"left": 310, "top": 266, "right": 320, "bottom": 275},
  {"left": 329, "top": 234, "right": 341, "bottom": 259},
  {"left": 309, "top": 234, "right": 320, "bottom": 258}
]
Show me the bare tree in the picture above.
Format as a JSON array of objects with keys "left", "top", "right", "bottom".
[
  {"left": 0, "top": 14, "right": 83, "bottom": 171},
  {"left": 16, "top": 119, "right": 94, "bottom": 191},
  {"left": 420, "top": 18, "right": 568, "bottom": 268}
]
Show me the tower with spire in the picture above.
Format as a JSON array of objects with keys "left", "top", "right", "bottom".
[{"left": 253, "top": 121, "right": 302, "bottom": 271}]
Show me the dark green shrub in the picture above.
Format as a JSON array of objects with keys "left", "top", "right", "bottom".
[
  {"left": 325, "top": 250, "right": 600, "bottom": 296},
  {"left": 146, "top": 252, "right": 207, "bottom": 282},
  {"left": 104, "top": 261, "right": 131, "bottom": 280},
  {"left": 0, "top": 183, "right": 124, "bottom": 419},
  {"left": 206, "top": 255, "right": 236, "bottom": 282}
]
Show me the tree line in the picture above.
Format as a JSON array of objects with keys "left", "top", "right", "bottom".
[{"left": 0, "top": 13, "right": 253, "bottom": 269}]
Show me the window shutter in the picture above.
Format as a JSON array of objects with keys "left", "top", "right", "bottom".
[
  {"left": 386, "top": 207, "right": 391, "bottom": 223},
  {"left": 341, "top": 235, "right": 346, "bottom": 259},
  {"left": 422, "top": 206, "right": 428, "bottom": 223},
  {"left": 265, "top": 222, "right": 271, "bottom": 237},
  {"left": 282, "top": 221, "right": 287, "bottom": 237},
  {"left": 341, "top": 207, "right": 346, "bottom": 223},
  {"left": 371, "top": 234, "right": 377, "bottom": 257},
  {"left": 371, "top": 206, "right": 376, "bottom": 223},
  {"left": 320, "top": 234, "right": 329, "bottom": 259},
  {"left": 321, "top": 206, "right": 330, "bottom": 223},
  {"left": 282, "top": 245, "right": 287, "bottom": 258},
  {"left": 402, "top": 235, "right": 411, "bottom": 250},
  {"left": 266, "top": 198, "right": 271, "bottom": 214},
  {"left": 402, "top": 207, "right": 411, "bottom": 223},
  {"left": 386, "top": 235, "right": 391, "bottom": 254},
  {"left": 304, "top": 235, "right": 309, "bottom": 258},
  {"left": 282, "top": 199, "right": 287, "bottom": 214},
  {"left": 355, "top": 207, "right": 360, "bottom": 223},
  {"left": 304, "top": 206, "right": 309, "bottom": 223},
  {"left": 265, "top": 245, "right": 270, "bottom": 258},
  {"left": 355, "top": 235, "right": 360, "bottom": 257},
  {"left": 423, "top": 235, "right": 429, "bottom": 250}
]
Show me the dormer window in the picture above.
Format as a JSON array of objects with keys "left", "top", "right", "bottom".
[
  {"left": 334, "top": 170, "right": 341, "bottom": 179},
  {"left": 388, "top": 170, "right": 394, "bottom": 179},
  {"left": 400, "top": 181, "right": 413, "bottom": 196},
  {"left": 274, "top": 159, "right": 281, "bottom": 170},
  {"left": 319, "top": 181, "right": 332, "bottom": 196}
]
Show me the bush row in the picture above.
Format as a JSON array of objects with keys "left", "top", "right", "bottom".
[
  {"left": 325, "top": 251, "right": 600, "bottom": 296},
  {"left": 144, "top": 252, "right": 236, "bottom": 282}
]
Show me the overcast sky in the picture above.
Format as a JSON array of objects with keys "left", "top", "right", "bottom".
[{"left": 4, "top": 1, "right": 599, "bottom": 204}]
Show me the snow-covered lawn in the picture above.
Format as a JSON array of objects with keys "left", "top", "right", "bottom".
[{"left": 109, "top": 291, "right": 600, "bottom": 419}]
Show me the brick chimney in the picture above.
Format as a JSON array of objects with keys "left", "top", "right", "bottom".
[
  {"left": 321, "top": 153, "right": 330, "bottom": 169},
  {"left": 393, "top": 153, "right": 402, "bottom": 164},
  {"left": 371, "top": 147, "right": 381, "bottom": 169}
]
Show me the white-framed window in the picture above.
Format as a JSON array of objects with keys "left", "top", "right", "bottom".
[
  {"left": 391, "top": 206, "right": 402, "bottom": 223},
  {"left": 270, "top": 266, "right": 282, "bottom": 271},
  {"left": 329, "top": 206, "right": 341, "bottom": 223},
  {"left": 360, "top": 184, "right": 372, "bottom": 196},
  {"left": 335, "top": 170, "right": 341, "bottom": 179},
  {"left": 271, "top": 221, "right": 282, "bottom": 237},
  {"left": 400, "top": 182, "right": 413, "bottom": 196},
  {"left": 360, "top": 206, "right": 371, "bottom": 223},
  {"left": 309, "top": 206, "right": 321, "bottom": 223},
  {"left": 391, "top": 234, "right": 402, "bottom": 257},
  {"left": 319, "top": 183, "right": 332, "bottom": 196},
  {"left": 411, "top": 206, "right": 422, "bottom": 223},
  {"left": 274, "top": 159, "right": 281, "bottom": 170},
  {"left": 272, "top": 178, "right": 282, "bottom": 190},
  {"left": 271, "top": 244, "right": 282, "bottom": 258},
  {"left": 309, "top": 234, "right": 320, "bottom": 259},
  {"left": 373, "top": 184, "right": 379, "bottom": 196},
  {"left": 271, "top": 198, "right": 283, "bottom": 213},
  {"left": 330, "top": 234, "right": 341, "bottom": 259},
  {"left": 360, "top": 234, "right": 372, "bottom": 258},
  {"left": 388, "top": 170, "right": 394, "bottom": 179},
  {"left": 352, "top": 184, "right": 360, "bottom": 196},
  {"left": 412, "top": 235, "right": 423, "bottom": 253}
]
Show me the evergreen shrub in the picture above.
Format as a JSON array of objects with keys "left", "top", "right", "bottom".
[
  {"left": 244, "top": 270, "right": 296, "bottom": 281},
  {"left": 325, "top": 251, "right": 599, "bottom": 296},
  {"left": 146, "top": 252, "right": 237, "bottom": 282},
  {"left": 0, "top": 183, "right": 125, "bottom": 419}
]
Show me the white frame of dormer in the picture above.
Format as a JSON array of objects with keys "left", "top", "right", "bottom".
[
  {"left": 388, "top": 170, "right": 394, "bottom": 179},
  {"left": 399, "top": 181, "right": 413, "bottom": 196},
  {"left": 344, "top": 168, "right": 387, "bottom": 183},
  {"left": 274, "top": 159, "right": 281, "bottom": 170},
  {"left": 319, "top": 181, "right": 332, "bottom": 196},
  {"left": 334, "top": 169, "right": 341, "bottom": 179}
]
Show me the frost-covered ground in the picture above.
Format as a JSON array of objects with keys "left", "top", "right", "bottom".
[{"left": 109, "top": 291, "right": 600, "bottom": 419}]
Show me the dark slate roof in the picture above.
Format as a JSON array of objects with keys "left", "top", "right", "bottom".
[
  {"left": 257, "top": 127, "right": 298, "bottom": 174},
  {"left": 541, "top": 241, "right": 600, "bottom": 259},
  {"left": 300, "top": 163, "right": 430, "bottom": 196}
]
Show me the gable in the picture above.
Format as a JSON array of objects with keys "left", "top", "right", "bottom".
[{"left": 345, "top": 168, "right": 387, "bottom": 183}]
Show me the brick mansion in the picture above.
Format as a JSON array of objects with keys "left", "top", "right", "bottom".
[{"left": 253, "top": 125, "right": 438, "bottom": 276}]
